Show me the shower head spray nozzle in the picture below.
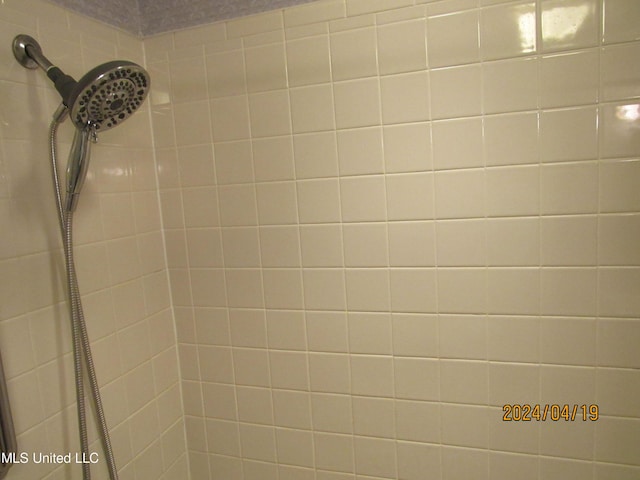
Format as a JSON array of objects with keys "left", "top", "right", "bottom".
[
  {"left": 12, "top": 34, "right": 151, "bottom": 212},
  {"left": 67, "top": 61, "right": 150, "bottom": 131}
]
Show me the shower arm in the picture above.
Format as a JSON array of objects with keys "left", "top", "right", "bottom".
[{"left": 13, "top": 34, "right": 78, "bottom": 107}]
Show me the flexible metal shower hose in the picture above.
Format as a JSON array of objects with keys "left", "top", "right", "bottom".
[{"left": 49, "top": 117, "right": 119, "bottom": 480}]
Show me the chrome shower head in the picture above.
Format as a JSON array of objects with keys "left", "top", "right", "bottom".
[{"left": 67, "top": 61, "right": 150, "bottom": 131}]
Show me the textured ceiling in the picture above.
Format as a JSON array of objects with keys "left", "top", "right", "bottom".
[{"left": 48, "top": 0, "right": 319, "bottom": 36}]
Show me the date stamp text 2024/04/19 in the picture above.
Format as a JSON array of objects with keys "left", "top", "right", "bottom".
[{"left": 502, "top": 404, "right": 599, "bottom": 422}]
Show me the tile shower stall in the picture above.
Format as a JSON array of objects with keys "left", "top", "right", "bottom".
[{"left": 1, "top": 0, "right": 639, "bottom": 478}]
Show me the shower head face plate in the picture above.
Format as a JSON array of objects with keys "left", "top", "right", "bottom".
[{"left": 69, "top": 61, "right": 150, "bottom": 131}]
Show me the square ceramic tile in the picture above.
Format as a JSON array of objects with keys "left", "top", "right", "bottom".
[
  {"left": 595, "top": 416, "right": 640, "bottom": 465},
  {"left": 260, "top": 225, "right": 301, "bottom": 268},
  {"left": 432, "top": 117, "right": 484, "bottom": 170},
  {"left": 330, "top": 26, "right": 378, "bottom": 80},
  {"left": 206, "top": 49, "right": 247, "bottom": 97},
  {"left": 436, "top": 219, "right": 486, "bottom": 266},
  {"left": 392, "top": 313, "right": 439, "bottom": 357},
  {"left": 601, "top": 43, "right": 640, "bottom": 102},
  {"left": 306, "top": 311, "right": 349, "bottom": 353},
  {"left": 249, "top": 90, "right": 292, "bottom": 138},
  {"left": 232, "top": 348, "right": 270, "bottom": 387},
  {"left": 383, "top": 123, "right": 433, "bottom": 173},
  {"left": 441, "top": 448, "right": 489, "bottom": 480},
  {"left": 437, "top": 268, "right": 487, "bottom": 314},
  {"left": 487, "top": 268, "right": 540, "bottom": 315},
  {"left": 174, "top": 100, "right": 212, "bottom": 145},
  {"left": 314, "top": 432, "right": 355, "bottom": 472},
  {"left": 540, "top": 215, "right": 598, "bottom": 266},
  {"left": 489, "top": 406, "right": 540, "bottom": 454},
  {"left": 253, "top": 136, "right": 295, "bottom": 182},
  {"left": 210, "top": 95, "right": 251, "bottom": 142},
  {"left": 353, "top": 436, "right": 398, "bottom": 478},
  {"left": 348, "top": 313, "right": 392, "bottom": 354},
  {"left": 600, "top": 102, "right": 640, "bottom": 159},
  {"left": 300, "top": 224, "right": 344, "bottom": 267},
  {"left": 540, "top": 50, "right": 599, "bottom": 108},
  {"left": 225, "top": 268, "right": 264, "bottom": 308},
  {"left": 440, "top": 360, "right": 489, "bottom": 404},
  {"left": 485, "top": 165, "right": 539, "bottom": 217},
  {"left": 489, "top": 363, "right": 539, "bottom": 406},
  {"left": 434, "top": 169, "right": 484, "bottom": 219},
  {"left": 239, "top": 424, "right": 277, "bottom": 462},
  {"left": 352, "top": 396, "right": 395, "bottom": 437},
  {"left": 302, "top": 269, "right": 346, "bottom": 310},
  {"left": 182, "top": 187, "right": 220, "bottom": 227},
  {"left": 541, "top": 0, "right": 598, "bottom": 52},
  {"left": 377, "top": 18, "right": 427, "bottom": 74},
  {"left": 290, "top": 84, "right": 336, "bottom": 133},
  {"left": 266, "top": 310, "right": 306, "bottom": 350},
  {"left": 337, "top": 127, "right": 384, "bottom": 175},
  {"left": 484, "top": 112, "right": 539, "bottom": 166},
  {"left": 270, "top": 350, "right": 309, "bottom": 390},
  {"left": 390, "top": 268, "right": 438, "bottom": 313},
  {"left": 430, "top": 64, "right": 482, "bottom": 119},
  {"left": 483, "top": 57, "right": 538, "bottom": 114},
  {"left": 311, "top": 393, "right": 353, "bottom": 433},
  {"left": 263, "top": 269, "right": 304, "bottom": 309},
  {"left": 599, "top": 160, "right": 640, "bottom": 213},
  {"left": 427, "top": 9, "right": 480, "bottom": 67},
  {"left": 540, "top": 107, "right": 598, "bottom": 162},
  {"left": 308, "top": 353, "right": 351, "bottom": 393},
  {"left": 481, "top": 2, "right": 537, "bottom": 60},
  {"left": 293, "top": 132, "right": 339, "bottom": 179},
  {"left": 245, "top": 42, "right": 287, "bottom": 92},
  {"left": 297, "top": 178, "right": 342, "bottom": 223},
  {"left": 276, "top": 428, "right": 314, "bottom": 467},
  {"left": 256, "top": 181, "right": 298, "bottom": 225},
  {"left": 603, "top": 0, "right": 640, "bottom": 44},
  {"left": 345, "top": 268, "right": 391, "bottom": 311},
  {"left": 380, "top": 71, "right": 430, "bottom": 124},
  {"left": 169, "top": 57, "right": 208, "bottom": 103},
  {"left": 236, "top": 386, "right": 273, "bottom": 424},
  {"left": 540, "top": 267, "right": 597, "bottom": 316},
  {"left": 214, "top": 140, "right": 253, "bottom": 184},
  {"left": 597, "top": 318, "right": 640, "bottom": 367},
  {"left": 333, "top": 78, "right": 381, "bottom": 129},
  {"left": 540, "top": 162, "right": 598, "bottom": 214},
  {"left": 397, "top": 442, "right": 442, "bottom": 480},
  {"left": 273, "top": 390, "right": 312, "bottom": 429},
  {"left": 487, "top": 315, "right": 539, "bottom": 363},
  {"left": 386, "top": 172, "right": 434, "bottom": 220},
  {"left": 222, "top": 227, "right": 261, "bottom": 267},
  {"left": 394, "top": 357, "right": 439, "bottom": 400},
  {"left": 486, "top": 218, "right": 540, "bottom": 266},
  {"left": 396, "top": 400, "right": 440, "bottom": 443},
  {"left": 540, "top": 317, "right": 596, "bottom": 366},
  {"left": 286, "top": 34, "right": 332, "bottom": 86},
  {"left": 439, "top": 315, "right": 487, "bottom": 360},
  {"left": 340, "top": 175, "right": 387, "bottom": 222},
  {"left": 598, "top": 214, "right": 640, "bottom": 266},
  {"left": 388, "top": 221, "right": 436, "bottom": 267},
  {"left": 217, "top": 184, "right": 258, "bottom": 226},
  {"left": 441, "top": 404, "right": 490, "bottom": 450},
  {"left": 343, "top": 223, "right": 388, "bottom": 267}
]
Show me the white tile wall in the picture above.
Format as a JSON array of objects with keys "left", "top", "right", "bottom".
[{"left": 150, "top": 0, "right": 640, "bottom": 478}]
